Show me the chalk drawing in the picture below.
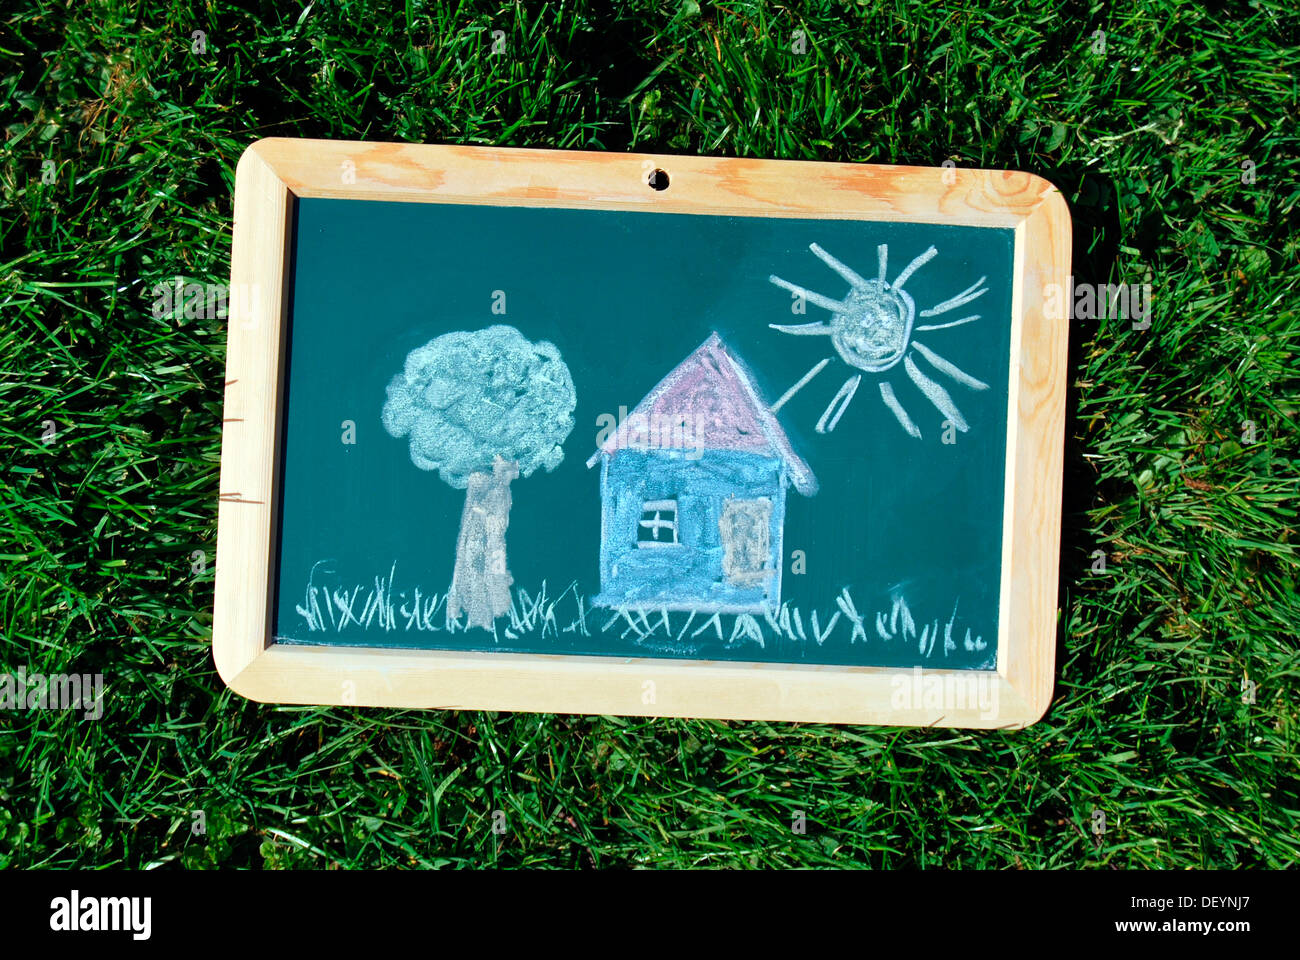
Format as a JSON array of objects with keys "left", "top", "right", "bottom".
[
  {"left": 587, "top": 333, "right": 816, "bottom": 613},
  {"left": 720, "top": 497, "right": 773, "bottom": 588},
  {"left": 592, "top": 587, "right": 985, "bottom": 662},
  {"left": 381, "top": 325, "right": 576, "bottom": 629},
  {"left": 768, "top": 243, "right": 990, "bottom": 438},
  {"left": 289, "top": 560, "right": 987, "bottom": 663}
]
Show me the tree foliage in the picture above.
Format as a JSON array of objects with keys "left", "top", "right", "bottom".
[{"left": 382, "top": 325, "right": 577, "bottom": 489}]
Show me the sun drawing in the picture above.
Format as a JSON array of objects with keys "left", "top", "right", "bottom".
[{"left": 767, "top": 243, "right": 990, "bottom": 438}]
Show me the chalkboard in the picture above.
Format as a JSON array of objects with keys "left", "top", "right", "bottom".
[
  {"left": 277, "top": 197, "right": 1013, "bottom": 669},
  {"left": 215, "top": 140, "right": 1070, "bottom": 727}
]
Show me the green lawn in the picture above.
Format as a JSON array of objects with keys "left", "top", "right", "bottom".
[{"left": 1, "top": 0, "right": 1296, "bottom": 868}]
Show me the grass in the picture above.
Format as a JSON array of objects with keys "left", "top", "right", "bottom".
[{"left": 0, "top": 0, "right": 1297, "bottom": 868}]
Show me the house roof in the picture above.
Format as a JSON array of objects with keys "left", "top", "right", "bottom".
[{"left": 585, "top": 332, "right": 818, "bottom": 496}]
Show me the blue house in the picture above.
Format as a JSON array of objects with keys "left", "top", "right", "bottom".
[{"left": 587, "top": 333, "right": 818, "bottom": 613}]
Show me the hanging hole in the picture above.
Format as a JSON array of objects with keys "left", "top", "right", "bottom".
[{"left": 647, "top": 168, "right": 670, "bottom": 191}]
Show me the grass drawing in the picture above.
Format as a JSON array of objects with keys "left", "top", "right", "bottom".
[{"left": 288, "top": 563, "right": 975, "bottom": 661}]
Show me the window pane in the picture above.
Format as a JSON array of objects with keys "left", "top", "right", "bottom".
[{"left": 637, "top": 499, "right": 678, "bottom": 545}]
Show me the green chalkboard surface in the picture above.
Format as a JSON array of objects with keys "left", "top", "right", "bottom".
[{"left": 273, "top": 197, "right": 1015, "bottom": 670}]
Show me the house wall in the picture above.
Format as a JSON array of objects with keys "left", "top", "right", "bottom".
[{"left": 594, "top": 448, "right": 787, "bottom": 612}]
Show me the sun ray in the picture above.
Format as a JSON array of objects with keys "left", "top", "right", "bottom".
[
  {"left": 769, "top": 321, "right": 832, "bottom": 336},
  {"left": 915, "top": 314, "right": 980, "bottom": 332},
  {"left": 877, "top": 244, "right": 888, "bottom": 282},
  {"left": 879, "top": 382, "right": 921, "bottom": 438},
  {"left": 903, "top": 356, "right": 968, "bottom": 431},
  {"left": 816, "top": 374, "right": 861, "bottom": 433},
  {"left": 920, "top": 276, "right": 988, "bottom": 317},
  {"left": 911, "top": 342, "right": 989, "bottom": 390},
  {"left": 809, "top": 243, "right": 870, "bottom": 290},
  {"left": 891, "top": 245, "right": 938, "bottom": 290},
  {"left": 768, "top": 275, "right": 848, "bottom": 313},
  {"left": 771, "top": 357, "right": 832, "bottom": 412}
]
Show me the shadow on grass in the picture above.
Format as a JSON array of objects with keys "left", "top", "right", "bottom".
[{"left": 1017, "top": 164, "right": 1124, "bottom": 717}]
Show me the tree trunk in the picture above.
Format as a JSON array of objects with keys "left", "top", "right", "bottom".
[{"left": 449, "top": 457, "right": 519, "bottom": 629}]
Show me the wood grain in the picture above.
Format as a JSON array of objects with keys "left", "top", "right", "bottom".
[
  {"left": 1003, "top": 190, "right": 1072, "bottom": 722},
  {"left": 213, "top": 145, "right": 292, "bottom": 685},
  {"left": 249, "top": 138, "right": 1049, "bottom": 226}
]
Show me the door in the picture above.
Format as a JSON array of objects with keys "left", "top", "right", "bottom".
[{"left": 719, "top": 498, "right": 772, "bottom": 587}]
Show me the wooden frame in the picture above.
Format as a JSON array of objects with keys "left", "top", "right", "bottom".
[{"left": 215, "top": 138, "right": 1070, "bottom": 728}]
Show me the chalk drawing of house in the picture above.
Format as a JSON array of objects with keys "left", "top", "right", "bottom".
[{"left": 586, "top": 332, "right": 818, "bottom": 613}]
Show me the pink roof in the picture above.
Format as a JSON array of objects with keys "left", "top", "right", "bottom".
[{"left": 586, "top": 332, "right": 817, "bottom": 496}]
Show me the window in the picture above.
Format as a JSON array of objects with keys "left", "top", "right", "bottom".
[{"left": 637, "top": 499, "right": 679, "bottom": 546}]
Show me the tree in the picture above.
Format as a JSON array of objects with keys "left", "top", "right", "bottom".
[{"left": 382, "top": 325, "right": 576, "bottom": 628}]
